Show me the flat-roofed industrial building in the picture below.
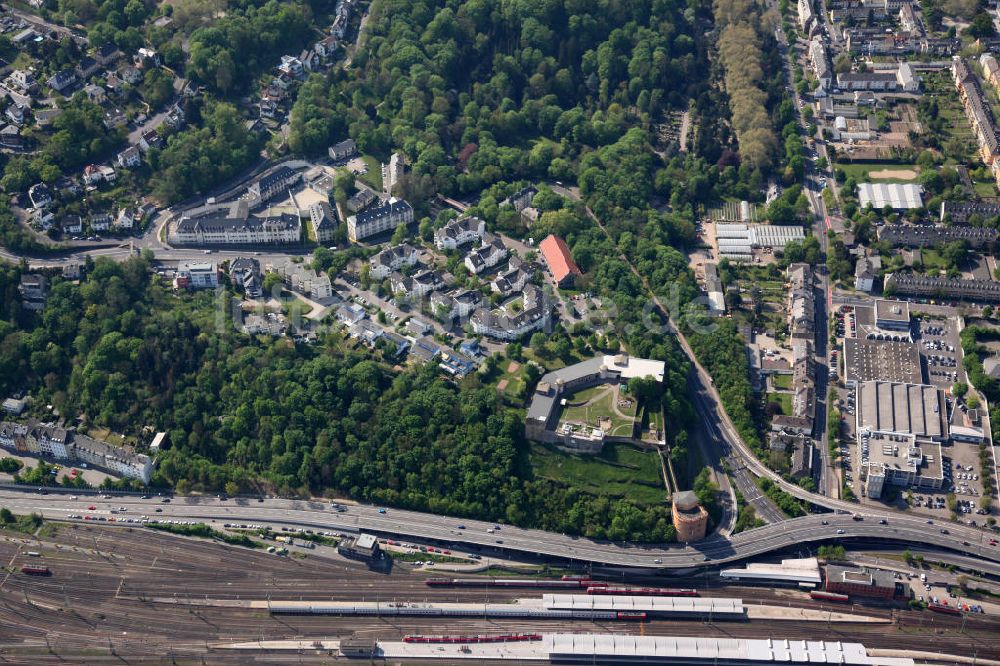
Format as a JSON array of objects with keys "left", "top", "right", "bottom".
[{"left": 842, "top": 338, "right": 923, "bottom": 386}]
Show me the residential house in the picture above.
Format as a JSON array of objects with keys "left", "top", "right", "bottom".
[
  {"left": 434, "top": 216, "right": 485, "bottom": 250},
  {"left": 229, "top": 257, "right": 263, "bottom": 298},
  {"left": 89, "top": 213, "right": 112, "bottom": 231},
  {"left": 62, "top": 261, "right": 82, "bottom": 280},
  {"left": 102, "top": 104, "right": 127, "bottom": 129},
  {"left": 83, "top": 164, "right": 103, "bottom": 186},
  {"left": 278, "top": 55, "right": 304, "bottom": 78},
  {"left": 369, "top": 243, "right": 418, "bottom": 280},
  {"left": 409, "top": 335, "right": 442, "bottom": 364},
  {"left": 246, "top": 166, "right": 300, "bottom": 206},
  {"left": 18, "top": 273, "right": 48, "bottom": 310},
  {"left": 390, "top": 269, "right": 444, "bottom": 300},
  {"left": 406, "top": 318, "right": 432, "bottom": 337},
  {"left": 47, "top": 68, "right": 76, "bottom": 93},
  {"left": 269, "top": 258, "right": 333, "bottom": 299},
  {"left": 470, "top": 284, "right": 550, "bottom": 341},
  {"left": 308, "top": 201, "right": 338, "bottom": 243},
  {"left": 346, "top": 187, "right": 377, "bottom": 212},
  {"left": 83, "top": 83, "right": 106, "bottom": 103},
  {"left": 439, "top": 348, "right": 476, "bottom": 377},
  {"left": 380, "top": 331, "right": 410, "bottom": 357},
  {"left": 0, "top": 124, "right": 23, "bottom": 149},
  {"left": 855, "top": 255, "right": 876, "bottom": 293},
  {"left": 315, "top": 35, "right": 339, "bottom": 60},
  {"left": 175, "top": 261, "right": 218, "bottom": 289},
  {"left": 464, "top": 235, "right": 508, "bottom": 274},
  {"left": 117, "top": 146, "right": 141, "bottom": 168},
  {"left": 336, "top": 303, "right": 366, "bottom": 325},
  {"left": 9, "top": 70, "right": 35, "bottom": 92},
  {"left": 259, "top": 98, "right": 278, "bottom": 119},
  {"left": 349, "top": 320, "right": 384, "bottom": 346},
  {"left": 75, "top": 56, "right": 100, "bottom": 79},
  {"left": 118, "top": 65, "right": 142, "bottom": 85},
  {"left": 114, "top": 207, "right": 134, "bottom": 230},
  {"left": 28, "top": 183, "right": 52, "bottom": 208},
  {"left": 431, "top": 288, "right": 484, "bottom": 319},
  {"left": 5, "top": 103, "right": 26, "bottom": 126},
  {"left": 328, "top": 138, "right": 357, "bottom": 161},
  {"left": 98, "top": 165, "right": 116, "bottom": 183},
  {"left": 134, "top": 47, "right": 160, "bottom": 67},
  {"left": 94, "top": 43, "right": 122, "bottom": 66},
  {"left": 298, "top": 49, "right": 320, "bottom": 72},
  {"left": 491, "top": 257, "right": 531, "bottom": 295},
  {"left": 61, "top": 215, "right": 83, "bottom": 234},
  {"left": 138, "top": 129, "right": 163, "bottom": 152},
  {"left": 501, "top": 185, "right": 537, "bottom": 212}
]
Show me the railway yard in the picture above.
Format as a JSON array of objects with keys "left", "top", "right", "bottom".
[{"left": 0, "top": 524, "right": 999, "bottom": 663}]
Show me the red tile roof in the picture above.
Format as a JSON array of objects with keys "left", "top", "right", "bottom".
[{"left": 539, "top": 234, "right": 581, "bottom": 284}]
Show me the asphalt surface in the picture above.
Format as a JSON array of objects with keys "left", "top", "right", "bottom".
[{"left": 3, "top": 489, "right": 999, "bottom": 569}]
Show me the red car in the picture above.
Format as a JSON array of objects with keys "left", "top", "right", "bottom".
[{"left": 87, "top": 505, "right": 96, "bottom": 510}]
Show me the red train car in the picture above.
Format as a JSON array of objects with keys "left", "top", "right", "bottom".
[
  {"left": 810, "top": 590, "right": 849, "bottom": 603},
  {"left": 928, "top": 603, "right": 962, "bottom": 616},
  {"left": 20, "top": 565, "right": 51, "bottom": 576},
  {"left": 426, "top": 577, "right": 603, "bottom": 588},
  {"left": 588, "top": 587, "right": 699, "bottom": 597},
  {"left": 616, "top": 612, "right": 648, "bottom": 620}
]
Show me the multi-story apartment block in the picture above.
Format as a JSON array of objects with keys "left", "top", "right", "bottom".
[
  {"left": 369, "top": 243, "right": 418, "bottom": 280},
  {"left": 434, "top": 216, "right": 486, "bottom": 250},
  {"left": 347, "top": 198, "right": 413, "bottom": 242},
  {"left": 170, "top": 201, "right": 302, "bottom": 245}
]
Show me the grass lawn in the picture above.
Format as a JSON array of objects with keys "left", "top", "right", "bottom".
[
  {"left": 771, "top": 374, "right": 793, "bottom": 390},
  {"left": 918, "top": 248, "right": 950, "bottom": 272},
  {"left": 531, "top": 443, "right": 666, "bottom": 506},
  {"left": 835, "top": 163, "right": 919, "bottom": 182},
  {"left": 559, "top": 387, "right": 637, "bottom": 436},
  {"left": 974, "top": 181, "right": 997, "bottom": 198},
  {"left": 767, "top": 392, "right": 793, "bottom": 415},
  {"left": 358, "top": 155, "right": 383, "bottom": 191}
]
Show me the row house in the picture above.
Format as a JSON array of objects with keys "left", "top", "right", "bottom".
[{"left": 953, "top": 57, "right": 1000, "bottom": 184}]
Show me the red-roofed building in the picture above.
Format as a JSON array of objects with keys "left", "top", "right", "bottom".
[{"left": 539, "top": 234, "right": 582, "bottom": 287}]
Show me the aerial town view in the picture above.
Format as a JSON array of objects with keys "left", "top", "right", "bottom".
[{"left": 2, "top": 0, "right": 1000, "bottom": 662}]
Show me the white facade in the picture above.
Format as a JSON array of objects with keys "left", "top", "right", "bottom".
[
  {"left": 177, "top": 262, "right": 218, "bottom": 289},
  {"left": 434, "top": 216, "right": 486, "bottom": 250},
  {"left": 347, "top": 198, "right": 413, "bottom": 242}
]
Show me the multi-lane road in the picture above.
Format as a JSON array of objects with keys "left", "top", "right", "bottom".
[{"left": 2, "top": 488, "right": 998, "bottom": 570}]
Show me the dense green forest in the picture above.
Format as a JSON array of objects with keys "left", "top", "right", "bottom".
[{"left": 0, "top": 256, "right": 685, "bottom": 541}]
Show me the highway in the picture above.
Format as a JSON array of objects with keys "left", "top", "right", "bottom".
[{"left": 2, "top": 489, "right": 998, "bottom": 569}]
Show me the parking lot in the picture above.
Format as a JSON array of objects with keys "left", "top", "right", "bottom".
[{"left": 914, "top": 316, "right": 965, "bottom": 389}]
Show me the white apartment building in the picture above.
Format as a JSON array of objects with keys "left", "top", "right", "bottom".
[
  {"left": 434, "top": 216, "right": 486, "bottom": 250},
  {"left": 347, "top": 198, "right": 413, "bottom": 242}
]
